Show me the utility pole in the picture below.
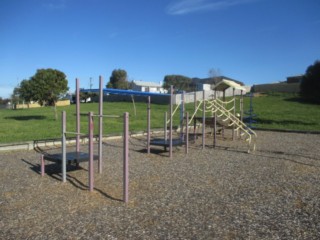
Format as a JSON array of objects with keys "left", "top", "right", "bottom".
[{"left": 89, "top": 77, "right": 93, "bottom": 90}]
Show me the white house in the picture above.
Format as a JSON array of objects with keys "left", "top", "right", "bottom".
[{"left": 132, "top": 81, "right": 167, "bottom": 93}]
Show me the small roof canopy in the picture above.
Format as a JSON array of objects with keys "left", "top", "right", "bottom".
[{"left": 213, "top": 79, "right": 246, "bottom": 92}]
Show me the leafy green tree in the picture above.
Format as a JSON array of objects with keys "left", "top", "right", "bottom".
[
  {"left": 300, "top": 60, "right": 320, "bottom": 104},
  {"left": 17, "top": 68, "right": 69, "bottom": 119},
  {"left": 163, "top": 75, "right": 192, "bottom": 92},
  {"left": 18, "top": 79, "right": 35, "bottom": 103},
  {"left": 107, "top": 69, "right": 129, "bottom": 89}
]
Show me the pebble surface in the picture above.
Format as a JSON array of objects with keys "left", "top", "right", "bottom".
[{"left": 1, "top": 130, "right": 320, "bottom": 239}]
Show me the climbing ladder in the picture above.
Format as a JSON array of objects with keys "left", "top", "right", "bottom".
[{"left": 189, "top": 98, "right": 257, "bottom": 153}]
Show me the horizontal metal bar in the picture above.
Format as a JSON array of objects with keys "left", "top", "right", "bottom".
[
  {"left": 64, "top": 131, "right": 87, "bottom": 136},
  {"left": 92, "top": 114, "right": 121, "bottom": 118}
]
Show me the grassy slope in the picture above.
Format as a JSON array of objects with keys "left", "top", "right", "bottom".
[
  {"left": 0, "top": 95, "right": 319, "bottom": 144},
  {"left": 247, "top": 95, "right": 320, "bottom": 131}
]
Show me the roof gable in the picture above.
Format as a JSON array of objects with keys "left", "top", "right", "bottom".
[
  {"left": 214, "top": 79, "right": 246, "bottom": 91},
  {"left": 192, "top": 76, "right": 244, "bottom": 86}
]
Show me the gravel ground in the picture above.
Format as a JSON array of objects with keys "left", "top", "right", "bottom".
[{"left": 1, "top": 130, "right": 320, "bottom": 239}]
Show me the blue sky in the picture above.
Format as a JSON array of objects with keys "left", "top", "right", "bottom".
[{"left": 0, "top": 0, "right": 319, "bottom": 98}]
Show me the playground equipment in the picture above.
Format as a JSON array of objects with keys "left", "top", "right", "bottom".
[
  {"left": 186, "top": 80, "right": 257, "bottom": 153},
  {"left": 147, "top": 81, "right": 257, "bottom": 154},
  {"left": 40, "top": 77, "right": 130, "bottom": 203},
  {"left": 148, "top": 86, "right": 189, "bottom": 157}
]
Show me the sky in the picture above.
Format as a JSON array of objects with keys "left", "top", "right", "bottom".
[{"left": 0, "top": 0, "right": 319, "bottom": 98}]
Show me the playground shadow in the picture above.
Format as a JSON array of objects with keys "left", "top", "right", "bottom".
[
  {"left": 5, "top": 115, "right": 47, "bottom": 121},
  {"left": 21, "top": 158, "right": 122, "bottom": 202},
  {"left": 256, "top": 117, "right": 316, "bottom": 126},
  {"left": 285, "top": 97, "right": 320, "bottom": 105},
  {"left": 254, "top": 149, "right": 320, "bottom": 168},
  {"left": 136, "top": 148, "right": 169, "bottom": 156},
  {"left": 21, "top": 158, "right": 84, "bottom": 181}
]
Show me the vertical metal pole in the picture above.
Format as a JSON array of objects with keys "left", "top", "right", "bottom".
[
  {"left": 88, "top": 112, "right": 94, "bottom": 192},
  {"left": 62, "top": 111, "right": 67, "bottom": 182},
  {"left": 164, "top": 112, "right": 167, "bottom": 141},
  {"left": 202, "top": 90, "right": 205, "bottom": 149},
  {"left": 232, "top": 88, "right": 235, "bottom": 141},
  {"left": 123, "top": 112, "right": 129, "bottom": 203},
  {"left": 98, "top": 76, "right": 103, "bottom": 173},
  {"left": 240, "top": 90, "right": 243, "bottom": 139},
  {"left": 222, "top": 90, "right": 225, "bottom": 139},
  {"left": 41, "top": 155, "right": 45, "bottom": 176},
  {"left": 194, "top": 91, "right": 197, "bottom": 112},
  {"left": 169, "top": 86, "right": 173, "bottom": 158},
  {"left": 185, "top": 112, "right": 189, "bottom": 154},
  {"left": 240, "top": 90, "right": 244, "bottom": 122},
  {"left": 180, "top": 91, "right": 185, "bottom": 140},
  {"left": 76, "top": 78, "right": 80, "bottom": 153},
  {"left": 214, "top": 90, "right": 217, "bottom": 147},
  {"left": 194, "top": 91, "right": 197, "bottom": 137},
  {"left": 147, "top": 96, "right": 151, "bottom": 154}
]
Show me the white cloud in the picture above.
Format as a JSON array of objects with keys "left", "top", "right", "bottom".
[{"left": 166, "top": 0, "right": 258, "bottom": 15}]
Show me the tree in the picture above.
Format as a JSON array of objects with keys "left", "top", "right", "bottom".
[
  {"left": 163, "top": 75, "right": 192, "bottom": 92},
  {"left": 107, "top": 69, "right": 129, "bottom": 89},
  {"left": 18, "top": 79, "right": 35, "bottom": 103},
  {"left": 18, "top": 68, "right": 69, "bottom": 119},
  {"left": 300, "top": 60, "right": 320, "bottom": 104}
]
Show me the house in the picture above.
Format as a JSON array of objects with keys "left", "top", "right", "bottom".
[{"left": 132, "top": 80, "right": 167, "bottom": 93}]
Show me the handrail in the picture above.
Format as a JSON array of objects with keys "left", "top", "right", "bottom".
[
  {"left": 188, "top": 100, "right": 203, "bottom": 125},
  {"left": 167, "top": 102, "right": 181, "bottom": 124}
]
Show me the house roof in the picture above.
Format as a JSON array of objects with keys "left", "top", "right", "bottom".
[
  {"left": 213, "top": 79, "right": 246, "bottom": 91},
  {"left": 192, "top": 76, "right": 244, "bottom": 86},
  {"left": 133, "top": 81, "right": 162, "bottom": 87}
]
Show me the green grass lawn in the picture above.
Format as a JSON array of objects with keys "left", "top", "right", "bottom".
[
  {"left": 0, "top": 102, "right": 172, "bottom": 144},
  {"left": 0, "top": 94, "right": 319, "bottom": 144},
  {"left": 245, "top": 94, "right": 320, "bottom": 131}
]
